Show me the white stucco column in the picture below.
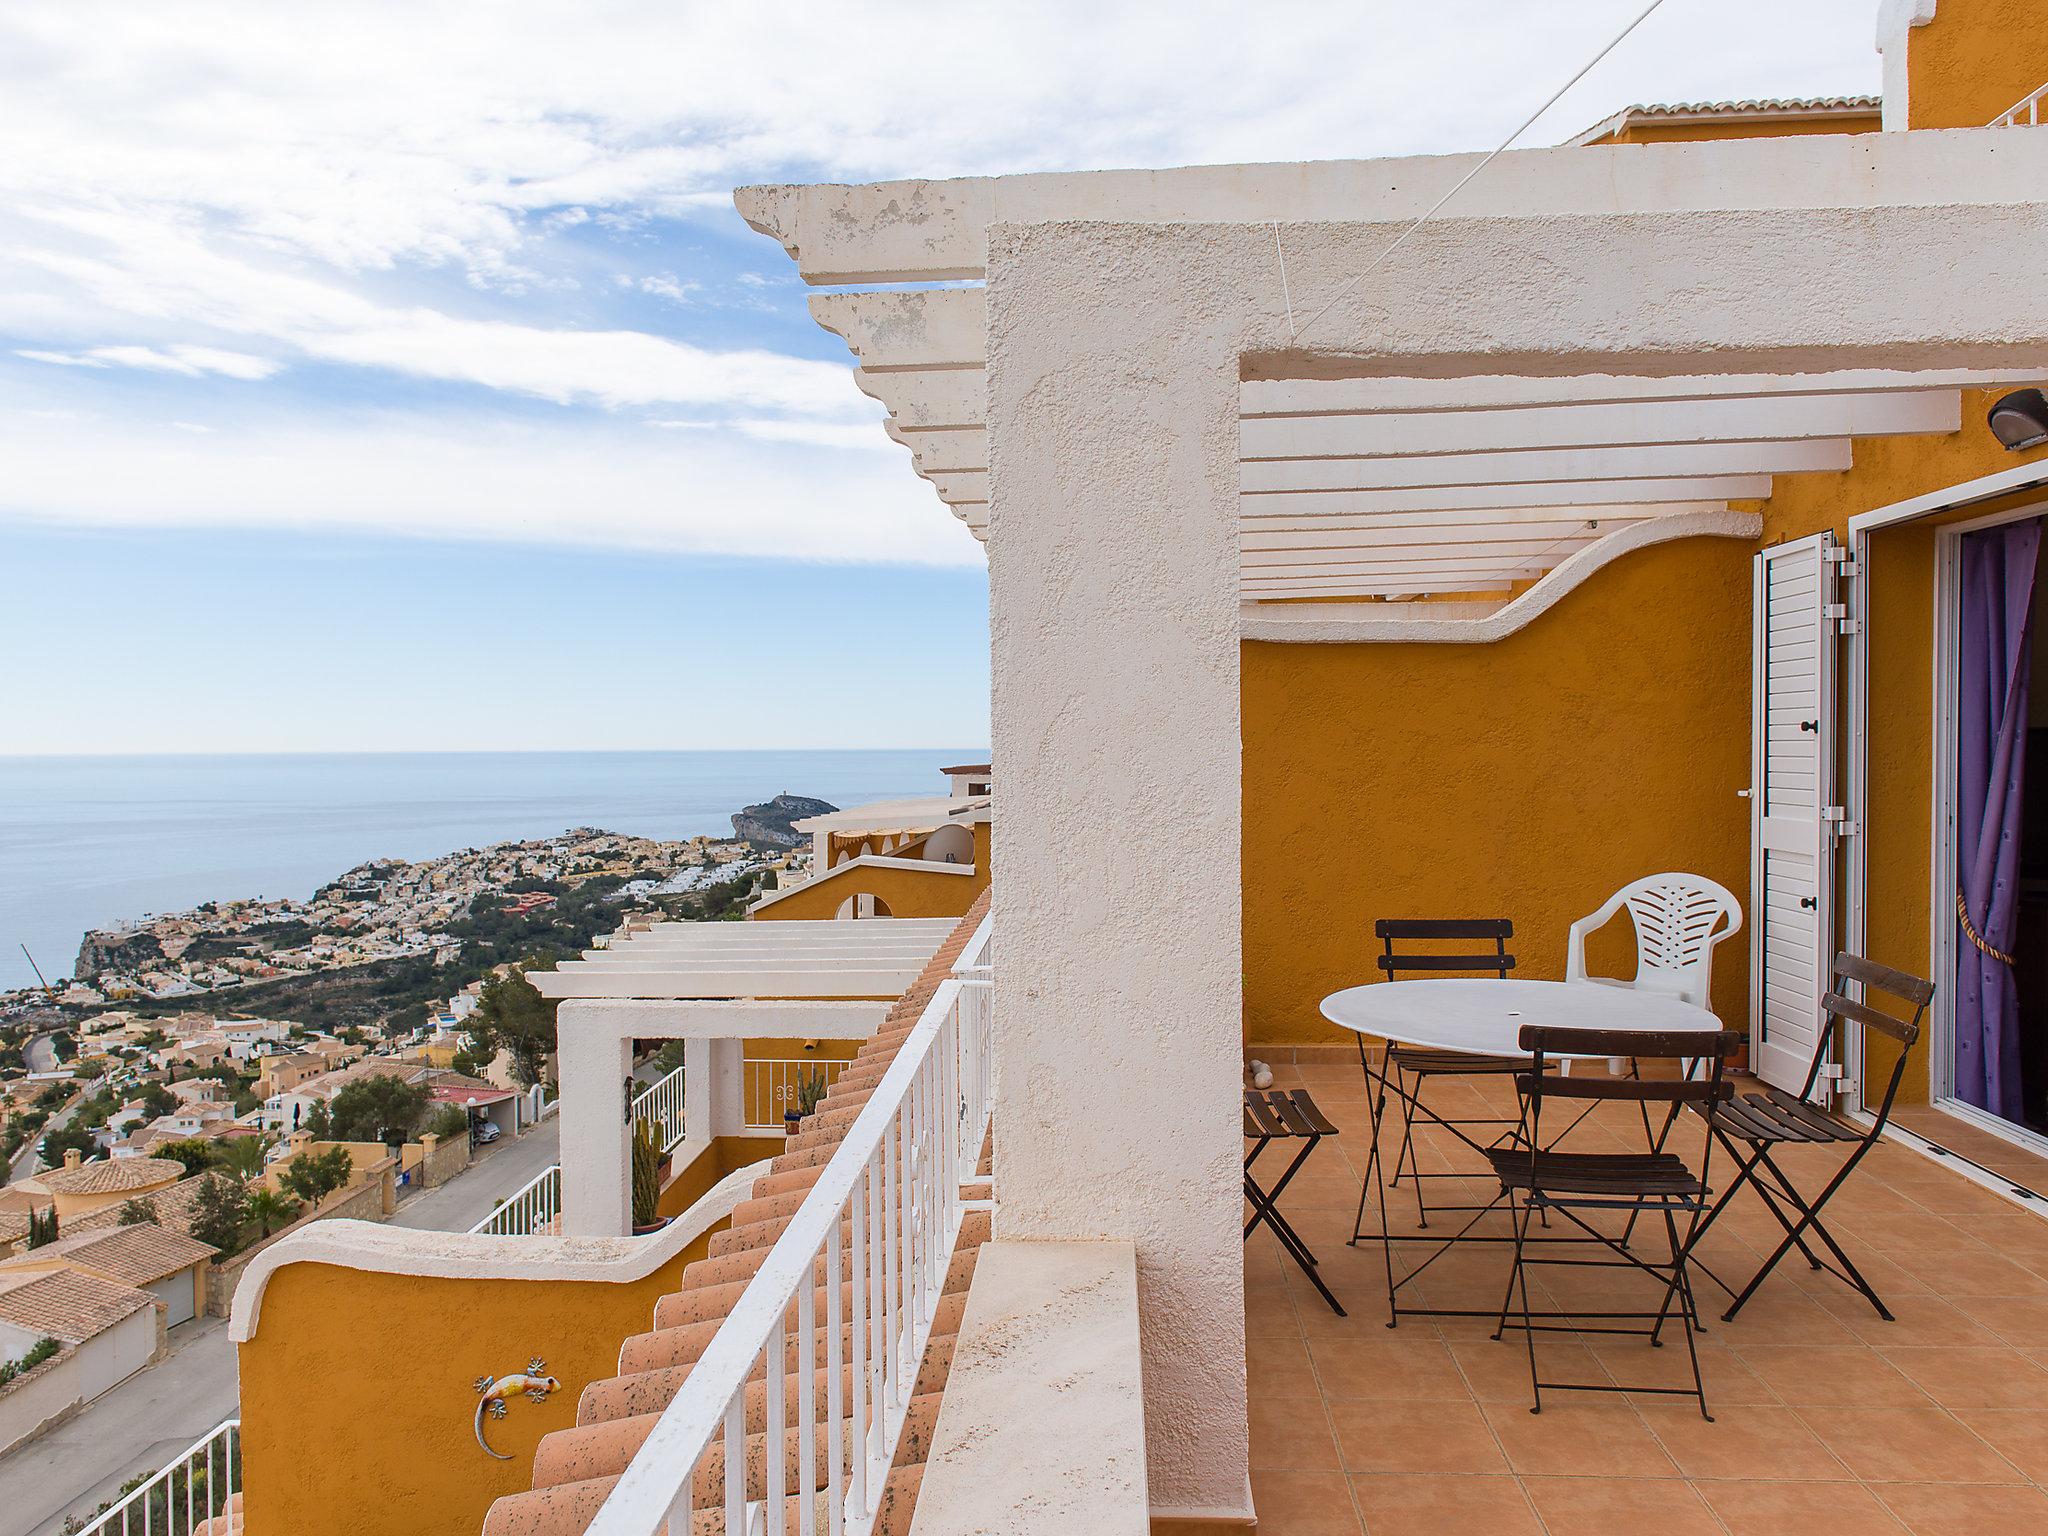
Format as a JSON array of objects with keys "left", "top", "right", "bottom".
[
  {"left": 558, "top": 1003, "right": 632, "bottom": 1237},
  {"left": 985, "top": 220, "right": 1250, "bottom": 1521}
]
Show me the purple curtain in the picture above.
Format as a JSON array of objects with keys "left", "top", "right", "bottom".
[{"left": 1955, "top": 519, "right": 2041, "bottom": 1120}]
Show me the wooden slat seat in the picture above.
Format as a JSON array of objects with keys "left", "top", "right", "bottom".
[{"left": 1486, "top": 1147, "right": 1703, "bottom": 1197}]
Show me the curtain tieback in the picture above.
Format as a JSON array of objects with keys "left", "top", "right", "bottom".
[{"left": 1957, "top": 888, "right": 2017, "bottom": 968}]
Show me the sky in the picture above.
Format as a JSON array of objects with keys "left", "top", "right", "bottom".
[{"left": 0, "top": 0, "right": 1887, "bottom": 754}]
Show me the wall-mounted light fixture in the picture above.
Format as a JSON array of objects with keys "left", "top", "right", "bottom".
[{"left": 1988, "top": 388, "right": 2048, "bottom": 452}]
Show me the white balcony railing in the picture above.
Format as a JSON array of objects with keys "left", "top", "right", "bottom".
[
  {"left": 469, "top": 1163, "right": 562, "bottom": 1236},
  {"left": 72, "top": 1418, "right": 241, "bottom": 1536},
  {"left": 587, "top": 913, "right": 994, "bottom": 1536},
  {"left": 1992, "top": 80, "right": 2048, "bottom": 127},
  {"left": 744, "top": 1057, "right": 850, "bottom": 1131},
  {"left": 632, "top": 1060, "right": 688, "bottom": 1154}
]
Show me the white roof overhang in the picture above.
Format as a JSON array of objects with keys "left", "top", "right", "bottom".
[
  {"left": 738, "top": 130, "right": 2048, "bottom": 633},
  {"left": 531, "top": 917, "right": 950, "bottom": 1001}
]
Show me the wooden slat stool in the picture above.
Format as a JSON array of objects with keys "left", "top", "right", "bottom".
[{"left": 1245, "top": 1088, "right": 1345, "bottom": 1315}]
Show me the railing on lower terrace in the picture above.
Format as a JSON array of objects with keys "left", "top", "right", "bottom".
[
  {"left": 72, "top": 1418, "right": 241, "bottom": 1536},
  {"left": 1992, "top": 79, "right": 2048, "bottom": 127},
  {"left": 469, "top": 1162, "right": 562, "bottom": 1237},
  {"left": 632, "top": 1060, "right": 687, "bottom": 1154},
  {"left": 744, "top": 1057, "right": 850, "bottom": 1131},
  {"left": 587, "top": 912, "right": 994, "bottom": 1536}
]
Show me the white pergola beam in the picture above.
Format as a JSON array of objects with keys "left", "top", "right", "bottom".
[
  {"left": 1240, "top": 510, "right": 1675, "bottom": 549},
  {"left": 1242, "top": 368, "right": 2030, "bottom": 417},
  {"left": 737, "top": 129, "right": 2048, "bottom": 284},
  {"left": 1248, "top": 578, "right": 1518, "bottom": 598},
  {"left": 532, "top": 965, "right": 920, "bottom": 999},
  {"left": 1240, "top": 477, "right": 1775, "bottom": 517},
  {"left": 1238, "top": 391, "right": 1957, "bottom": 460},
  {"left": 1238, "top": 440, "right": 1849, "bottom": 494},
  {"left": 1241, "top": 537, "right": 1600, "bottom": 572},
  {"left": 1237, "top": 501, "right": 1725, "bottom": 536}
]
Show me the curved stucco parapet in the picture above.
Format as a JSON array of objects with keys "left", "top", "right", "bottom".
[
  {"left": 1238, "top": 508, "right": 1763, "bottom": 645},
  {"left": 229, "top": 1155, "right": 770, "bottom": 1344}
]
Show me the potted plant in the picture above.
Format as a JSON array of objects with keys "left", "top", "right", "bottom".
[
  {"left": 630, "top": 1118, "right": 666, "bottom": 1235},
  {"left": 785, "top": 1067, "right": 828, "bottom": 1137}
]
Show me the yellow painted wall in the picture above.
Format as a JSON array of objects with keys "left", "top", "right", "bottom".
[
  {"left": 1242, "top": 535, "right": 1754, "bottom": 1047},
  {"left": 754, "top": 822, "right": 990, "bottom": 922},
  {"left": 1590, "top": 112, "right": 1878, "bottom": 145},
  {"left": 1908, "top": 0, "right": 2048, "bottom": 128},
  {"left": 238, "top": 1135, "right": 770, "bottom": 1536}
]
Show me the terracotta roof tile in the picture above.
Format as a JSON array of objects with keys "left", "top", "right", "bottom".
[
  {"left": 0, "top": 1267, "right": 154, "bottom": 1342},
  {"left": 0, "top": 1221, "right": 217, "bottom": 1286},
  {"left": 33, "top": 1156, "right": 187, "bottom": 1196},
  {"left": 64, "top": 1174, "right": 211, "bottom": 1239}
]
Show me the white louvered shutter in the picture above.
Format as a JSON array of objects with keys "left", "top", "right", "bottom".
[{"left": 1750, "top": 534, "right": 1840, "bottom": 1093}]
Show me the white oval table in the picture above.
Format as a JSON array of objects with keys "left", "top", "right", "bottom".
[{"left": 1318, "top": 979, "right": 1724, "bottom": 1326}]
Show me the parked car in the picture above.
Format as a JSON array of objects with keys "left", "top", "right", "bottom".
[{"left": 471, "top": 1120, "right": 501, "bottom": 1146}]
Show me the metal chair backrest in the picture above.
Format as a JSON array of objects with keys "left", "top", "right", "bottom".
[
  {"left": 1374, "top": 918, "right": 1515, "bottom": 981},
  {"left": 1514, "top": 1025, "right": 1739, "bottom": 1195},
  {"left": 1802, "top": 951, "right": 1934, "bottom": 1131}
]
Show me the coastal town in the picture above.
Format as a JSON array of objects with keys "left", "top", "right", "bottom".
[{"left": 0, "top": 793, "right": 835, "bottom": 1528}]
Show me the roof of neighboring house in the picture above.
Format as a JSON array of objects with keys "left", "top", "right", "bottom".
[
  {"left": 31, "top": 1157, "right": 187, "bottom": 1196},
  {"left": 0, "top": 1222, "right": 217, "bottom": 1286},
  {"left": 0, "top": 1267, "right": 154, "bottom": 1343},
  {"left": 1571, "top": 95, "right": 1881, "bottom": 145},
  {"left": 939, "top": 763, "right": 992, "bottom": 776},
  {"left": 0, "top": 1189, "right": 54, "bottom": 1217},
  {"left": 65, "top": 1174, "right": 211, "bottom": 1240}
]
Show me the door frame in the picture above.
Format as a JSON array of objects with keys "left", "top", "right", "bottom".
[
  {"left": 1844, "top": 460, "right": 2048, "bottom": 1146},
  {"left": 1927, "top": 498, "right": 2048, "bottom": 1155}
]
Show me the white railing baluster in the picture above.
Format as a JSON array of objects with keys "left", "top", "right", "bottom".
[
  {"left": 1991, "top": 78, "right": 2048, "bottom": 127},
  {"left": 631, "top": 1061, "right": 688, "bottom": 1154},
  {"left": 74, "top": 1419, "right": 241, "bottom": 1536},
  {"left": 587, "top": 914, "right": 993, "bottom": 1536},
  {"left": 468, "top": 1163, "right": 562, "bottom": 1236}
]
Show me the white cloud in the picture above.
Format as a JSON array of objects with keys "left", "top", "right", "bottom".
[
  {"left": 16, "top": 343, "right": 280, "bottom": 379},
  {"left": 0, "top": 409, "right": 979, "bottom": 567}
]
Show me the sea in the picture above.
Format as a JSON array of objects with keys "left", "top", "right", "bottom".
[{"left": 0, "top": 750, "right": 983, "bottom": 992}]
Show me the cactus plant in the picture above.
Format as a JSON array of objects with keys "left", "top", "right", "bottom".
[
  {"left": 794, "top": 1067, "right": 829, "bottom": 1120},
  {"left": 631, "top": 1117, "right": 661, "bottom": 1230}
]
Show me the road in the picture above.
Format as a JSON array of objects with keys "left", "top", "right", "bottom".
[
  {"left": 9, "top": 1116, "right": 560, "bottom": 1535},
  {"left": 7, "top": 1063, "right": 92, "bottom": 1184}
]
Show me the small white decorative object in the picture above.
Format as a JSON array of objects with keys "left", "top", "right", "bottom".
[{"left": 1248, "top": 1059, "right": 1274, "bottom": 1090}]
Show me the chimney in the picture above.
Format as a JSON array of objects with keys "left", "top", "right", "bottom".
[{"left": 63, "top": 1148, "right": 83, "bottom": 1169}]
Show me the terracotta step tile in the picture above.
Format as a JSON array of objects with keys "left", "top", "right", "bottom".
[{"left": 480, "top": 1473, "right": 616, "bottom": 1536}]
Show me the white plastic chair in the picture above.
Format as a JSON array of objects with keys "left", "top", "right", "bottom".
[{"left": 1566, "top": 872, "right": 1743, "bottom": 1009}]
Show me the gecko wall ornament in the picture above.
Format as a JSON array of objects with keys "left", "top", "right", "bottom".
[{"left": 473, "top": 1358, "right": 561, "bottom": 1459}]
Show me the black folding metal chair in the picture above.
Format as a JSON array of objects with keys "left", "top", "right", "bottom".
[
  {"left": 1375, "top": 918, "right": 1525, "bottom": 1227},
  {"left": 1488, "top": 1024, "right": 1739, "bottom": 1420},
  {"left": 1688, "top": 951, "right": 1933, "bottom": 1322},
  {"left": 1245, "top": 1088, "right": 1345, "bottom": 1315}
]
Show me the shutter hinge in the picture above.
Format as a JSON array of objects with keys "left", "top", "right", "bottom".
[
  {"left": 1823, "top": 806, "right": 1861, "bottom": 837},
  {"left": 1825, "top": 599, "right": 1860, "bottom": 636},
  {"left": 1823, "top": 546, "right": 1856, "bottom": 568},
  {"left": 1820, "top": 1062, "right": 1845, "bottom": 1080}
]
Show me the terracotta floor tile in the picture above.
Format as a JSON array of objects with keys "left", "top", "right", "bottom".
[
  {"left": 1305, "top": 1336, "right": 1472, "bottom": 1401},
  {"left": 1251, "top": 1392, "right": 1343, "bottom": 1472},
  {"left": 1696, "top": 1479, "right": 1907, "bottom": 1536},
  {"left": 1326, "top": 1400, "right": 1507, "bottom": 1475},
  {"left": 1477, "top": 1400, "right": 1677, "bottom": 1478},
  {"left": 1792, "top": 1405, "right": 2023, "bottom": 1483},
  {"left": 1890, "top": 1243, "right": 2048, "bottom": 1298},
  {"left": 1951, "top": 1294, "right": 2048, "bottom": 1348},
  {"left": 1249, "top": 1332, "right": 1321, "bottom": 1400},
  {"left": 1949, "top": 1410, "right": 2048, "bottom": 1481},
  {"left": 1731, "top": 1343, "right": 1927, "bottom": 1406},
  {"left": 1585, "top": 1336, "right": 1780, "bottom": 1408},
  {"left": 1873, "top": 1481, "right": 2048, "bottom": 1536},
  {"left": 1448, "top": 1335, "right": 1611, "bottom": 1404},
  {"left": 1638, "top": 1403, "right": 1849, "bottom": 1481},
  {"left": 1246, "top": 1470, "right": 1363, "bottom": 1536},
  {"left": 1815, "top": 1290, "right": 2002, "bottom": 1347},
  {"left": 1519, "top": 1475, "right": 1721, "bottom": 1536},
  {"left": 1346, "top": 1473, "right": 1541, "bottom": 1536},
  {"left": 1878, "top": 1346, "right": 2048, "bottom": 1412}
]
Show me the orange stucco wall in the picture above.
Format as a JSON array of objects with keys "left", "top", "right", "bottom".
[
  {"left": 237, "top": 1135, "right": 767, "bottom": 1536},
  {"left": 1908, "top": 0, "right": 2048, "bottom": 128},
  {"left": 753, "top": 821, "right": 990, "bottom": 921},
  {"left": 1591, "top": 113, "right": 1879, "bottom": 145},
  {"left": 1242, "top": 535, "right": 1754, "bottom": 1047}
]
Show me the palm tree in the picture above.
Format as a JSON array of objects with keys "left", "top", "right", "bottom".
[
  {"left": 244, "top": 1188, "right": 300, "bottom": 1239},
  {"left": 218, "top": 1136, "right": 267, "bottom": 1183}
]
